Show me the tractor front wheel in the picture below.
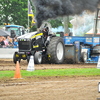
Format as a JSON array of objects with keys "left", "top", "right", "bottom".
[
  {"left": 13, "top": 52, "right": 21, "bottom": 64},
  {"left": 34, "top": 52, "right": 42, "bottom": 64}
]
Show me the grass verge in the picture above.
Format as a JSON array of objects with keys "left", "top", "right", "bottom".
[{"left": 0, "top": 68, "right": 100, "bottom": 79}]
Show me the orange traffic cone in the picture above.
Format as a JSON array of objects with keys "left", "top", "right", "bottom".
[{"left": 14, "top": 61, "right": 21, "bottom": 79}]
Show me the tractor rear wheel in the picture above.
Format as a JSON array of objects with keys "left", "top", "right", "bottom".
[{"left": 47, "top": 37, "right": 65, "bottom": 64}]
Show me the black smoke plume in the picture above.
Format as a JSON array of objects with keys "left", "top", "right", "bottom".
[{"left": 32, "top": 0, "right": 100, "bottom": 28}]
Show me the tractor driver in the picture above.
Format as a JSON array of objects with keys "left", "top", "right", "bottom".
[{"left": 42, "top": 27, "right": 49, "bottom": 38}]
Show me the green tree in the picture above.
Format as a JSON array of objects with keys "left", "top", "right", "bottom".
[
  {"left": 0, "top": 0, "right": 28, "bottom": 27},
  {"left": 0, "top": 0, "right": 36, "bottom": 30},
  {"left": 48, "top": 18, "right": 63, "bottom": 28},
  {"left": 0, "top": 0, "right": 71, "bottom": 31},
  {"left": 0, "top": 0, "right": 13, "bottom": 25},
  {"left": 11, "top": 0, "right": 28, "bottom": 28}
]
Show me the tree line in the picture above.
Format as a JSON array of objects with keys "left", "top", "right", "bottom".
[{"left": 0, "top": 0, "right": 63, "bottom": 31}]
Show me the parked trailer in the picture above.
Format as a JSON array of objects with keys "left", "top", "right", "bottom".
[{"left": 64, "top": 36, "right": 100, "bottom": 63}]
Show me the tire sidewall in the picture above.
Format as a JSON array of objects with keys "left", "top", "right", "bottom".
[
  {"left": 47, "top": 37, "right": 65, "bottom": 64},
  {"left": 55, "top": 39, "right": 65, "bottom": 63},
  {"left": 13, "top": 53, "right": 17, "bottom": 64},
  {"left": 34, "top": 52, "right": 42, "bottom": 64}
]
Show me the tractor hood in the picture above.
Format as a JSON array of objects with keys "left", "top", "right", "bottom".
[
  {"left": 18, "top": 31, "right": 37, "bottom": 39},
  {"left": 17, "top": 31, "right": 43, "bottom": 41}
]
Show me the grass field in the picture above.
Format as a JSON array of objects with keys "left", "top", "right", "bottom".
[{"left": 0, "top": 68, "right": 100, "bottom": 79}]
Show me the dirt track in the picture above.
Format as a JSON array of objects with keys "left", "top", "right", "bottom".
[
  {"left": 0, "top": 59, "right": 100, "bottom": 100},
  {"left": 0, "top": 59, "right": 97, "bottom": 71},
  {"left": 0, "top": 77, "right": 100, "bottom": 100}
]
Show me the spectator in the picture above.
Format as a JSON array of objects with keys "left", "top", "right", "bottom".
[
  {"left": 6, "top": 35, "right": 10, "bottom": 42},
  {"left": 13, "top": 37, "right": 16, "bottom": 44},
  {"left": 8, "top": 38, "right": 14, "bottom": 48},
  {"left": 0, "top": 36, "right": 5, "bottom": 48},
  {"left": 3, "top": 37, "right": 8, "bottom": 48},
  {"left": 13, "top": 39, "right": 18, "bottom": 48}
]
